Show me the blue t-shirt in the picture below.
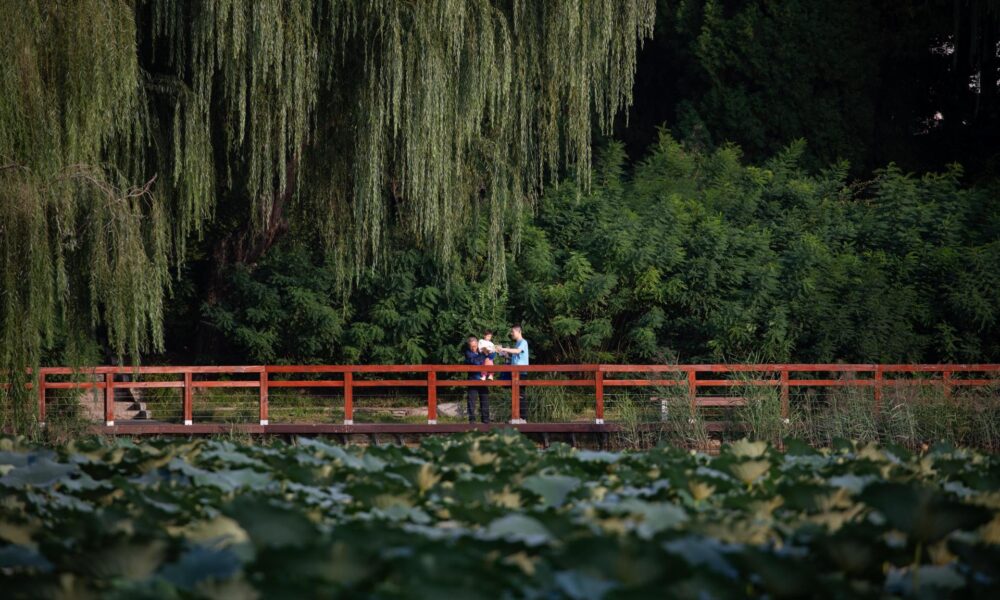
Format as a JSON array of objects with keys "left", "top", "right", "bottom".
[{"left": 510, "top": 338, "right": 529, "bottom": 366}]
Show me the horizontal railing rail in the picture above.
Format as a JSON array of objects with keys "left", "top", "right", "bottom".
[{"left": 21, "top": 363, "right": 1000, "bottom": 430}]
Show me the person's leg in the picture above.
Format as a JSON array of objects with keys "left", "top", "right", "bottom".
[
  {"left": 466, "top": 387, "right": 477, "bottom": 423},
  {"left": 480, "top": 387, "right": 490, "bottom": 424}
]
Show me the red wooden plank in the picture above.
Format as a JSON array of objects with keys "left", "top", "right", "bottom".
[
  {"left": 44, "top": 381, "right": 108, "bottom": 389},
  {"left": 191, "top": 381, "right": 260, "bottom": 388},
  {"left": 433, "top": 380, "right": 592, "bottom": 388},
  {"left": 116, "top": 381, "right": 186, "bottom": 389},
  {"left": 343, "top": 372, "right": 353, "bottom": 424},
  {"left": 598, "top": 364, "right": 878, "bottom": 373},
  {"left": 603, "top": 379, "right": 685, "bottom": 386},
  {"left": 183, "top": 372, "right": 193, "bottom": 425},
  {"left": 104, "top": 373, "right": 114, "bottom": 425},
  {"left": 437, "top": 380, "right": 509, "bottom": 387},
  {"left": 598, "top": 365, "right": 689, "bottom": 373},
  {"left": 757, "top": 364, "right": 878, "bottom": 371},
  {"left": 874, "top": 365, "right": 884, "bottom": 413},
  {"left": 511, "top": 371, "right": 521, "bottom": 422},
  {"left": 788, "top": 379, "right": 876, "bottom": 387},
  {"left": 266, "top": 365, "right": 352, "bottom": 373},
  {"left": 259, "top": 371, "right": 269, "bottom": 425},
  {"left": 39, "top": 367, "right": 113, "bottom": 375},
  {"left": 687, "top": 370, "right": 697, "bottom": 417},
  {"left": 267, "top": 380, "right": 346, "bottom": 388},
  {"left": 595, "top": 370, "right": 604, "bottom": 423},
  {"left": 43, "top": 365, "right": 265, "bottom": 375},
  {"left": 879, "top": 364, "right": 1000, "bottom": 372},
  {"left": 520, "top": 380, "right": 593, "bottom": 387},
  {"left": 267, "top": 364, "right": 599, "bottom": 374},
  {"left": 352, "top": 380, "right": 428, "bottom": 388},
  {"left": 780, "top": 370, "right": 789, "bottom": 419},
  {"left": 427, "top": 371, "right": 437, "bottom": 424},
  {"left": 37, "top": 371, "right": 46, "bottom": 424},
  {"left": 696, "top": 379, "right": 780, "bottom": 387},
  {"left": 37, "top": 363, "right": 1000, "bottom": 378}
]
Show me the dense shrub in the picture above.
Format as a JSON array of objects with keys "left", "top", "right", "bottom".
[{"left": 206, "top": 133, "right": 1000, "bottom": 365}]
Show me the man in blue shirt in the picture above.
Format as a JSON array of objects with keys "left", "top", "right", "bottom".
[
  {"left": 498, "top": 326, "right": 530, "bottom": 421},
  {"left": 463, "top": 336, "right": 490, "bottom": 423}
]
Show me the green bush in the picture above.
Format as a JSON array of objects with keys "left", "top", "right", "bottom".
[{"left": 205, "top": 134, "right": 1000, "bottom": 367}]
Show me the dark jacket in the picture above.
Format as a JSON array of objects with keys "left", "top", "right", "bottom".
[{"left": 464, "top": 349, "right": 486, "bottom": 380}]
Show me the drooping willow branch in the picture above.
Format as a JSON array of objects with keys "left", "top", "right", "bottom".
[{"left": 0, "top": 0, "right": 654, "bottom": 428}]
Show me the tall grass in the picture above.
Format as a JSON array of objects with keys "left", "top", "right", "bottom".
[
  {"left": 732, "top": 375, "right": 784, "bottom": 446},
  {"left": 607, "top": 390, "right": 663, "bottom": 449},
  {"left": 604, "top": 370, "right": 711, "bottom": 451},
  {"left": 788, "top": 382, "right": 1000, "bottom": 451},
  {"left": 38, "top": 396, "right": 95, "bottom": 445},
  {"left": 530, "top": 385, "right": 592, "bottom": 423},
  {"left": 657, "top": 392, "right": 711, "bottom": 451}
]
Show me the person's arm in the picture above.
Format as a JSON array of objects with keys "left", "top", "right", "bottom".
[{"left": 498, "top": 345, "right": 523, "bottom": 354}]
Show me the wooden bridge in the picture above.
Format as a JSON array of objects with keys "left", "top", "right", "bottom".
[{"left": 28, "top": 363, "right": 1000, "bottom": 437}]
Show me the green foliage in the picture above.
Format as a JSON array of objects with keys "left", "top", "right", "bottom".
[
  {"left": 675, "top": 0, "right": 880, "bottom": 169},
  {"left": 1, "top": 0, "right": 655, "bottom": 430},
  {"left": 1, "top": 1, "right": 169, "bottom": 429},
  {"left": 1, "top": 433, "right": 999, "bottom": 597},
  {"left": 205, "top": 132, "right": 999, "bottom": 366},
  {"left": 203, "top": 247, "right": 343, "bottom": 365},
  {"left": 510, "top": 133, "right": 1000, "bottom": 363},
  {"left": 205, "top": 241, "right": 507, "bottom": 365}
]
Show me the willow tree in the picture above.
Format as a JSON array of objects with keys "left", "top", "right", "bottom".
[{"left": 1, "top": 0, "right": 654, "bottom": 427}]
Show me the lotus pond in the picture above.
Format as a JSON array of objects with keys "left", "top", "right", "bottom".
[{"left": 1, "top": 432, "right": 999, "bottom": 598}]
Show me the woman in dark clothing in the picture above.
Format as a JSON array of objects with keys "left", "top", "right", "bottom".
[{"left": 463, "top": 336, "right": 490, "bottom": 423}]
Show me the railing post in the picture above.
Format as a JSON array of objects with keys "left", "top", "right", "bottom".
[
  {"left": 942, "top": 369, "right": 953, "bottom": 402},
  {"left": 343, "top": 371, "right": 354, "bottom": 425},
  {"left": 183, "top": 371, "right": 193, "bottom": 426},
  {"left": 873, "top": 365, "right": 883, "bottom": 415},
  {"left": 37, "top": 370, "right": 46, "bottom": 426},
  {"left": 780, "top": 369, "right": 790, "bottom": 423},
  {"left": 427, "top": 370, "right": 437, "bottom": 425},
  {"left": 687, "top": 369, "right": 697, "bottom": 419},
  {"left": 104, "top": 371, "right": 115, "bottom": 427},
  {"left": 510, "top": 370, "right": 522, "bottom": 424},
  {"left": 595, "top": 368, "right": 605, "bottom": 425},
  {"left": 259, "top": 369, "right": 269, "bottom": 426}
]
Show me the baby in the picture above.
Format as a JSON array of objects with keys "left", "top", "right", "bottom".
[{"left": 478, "top": 330, "right": 496, "bottom": 380}]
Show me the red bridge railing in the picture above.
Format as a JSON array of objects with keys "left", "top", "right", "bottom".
[{"left": 28, "top": 363, "right": 1000, "bottom": 432}]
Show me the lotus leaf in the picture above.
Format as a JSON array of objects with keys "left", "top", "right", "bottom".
[
  {"left": 0, "top": 433, "right": 997, "bottom": 597},
  {"left": 728, "top": 459, "right": 771, "bottom": 486}
]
